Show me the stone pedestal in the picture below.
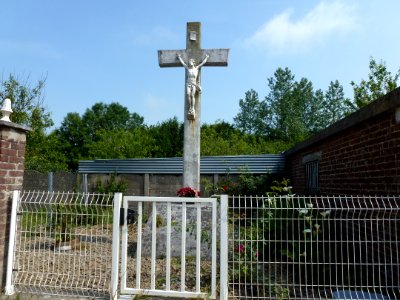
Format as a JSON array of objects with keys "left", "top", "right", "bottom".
[{"left": 141, "top": 203, "right": 213, "bottom": 259}]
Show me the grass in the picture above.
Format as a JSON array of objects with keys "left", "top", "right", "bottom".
[{"left": 20, "top": 204, "right": 113, "bottom": 238}]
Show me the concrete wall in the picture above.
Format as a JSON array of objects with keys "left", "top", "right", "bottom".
[
  {"left": 23, "top": 170, "right": 79, "bottom": 191},
  {"left": 23, "top": 172, "right": 218, "bottom": 197},
  {"left": 286, "top": 88, "right": 400, "bottom": 195},
  {"left": 0, "top": 121, "right": 28, "bottom": 289}
]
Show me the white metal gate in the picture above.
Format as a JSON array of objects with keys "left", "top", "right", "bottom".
[
  {"left": 110, "top": 194, "right": 229, "bottom": 300},
  {"left": 5, "top": 191, "right": 115, "bottom": 298}
]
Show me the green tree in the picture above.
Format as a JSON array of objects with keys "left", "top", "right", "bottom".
[
  {"left": 26, "top": 131, "right": 68, "bottom": 172},
  {"left": 234, "top": 89, "right": 264, "bottom": 135},
  {"left": 349, "top": 57, "right": 400, "bottom": 109},
  {"left": 80, "top": 102, "right": 144, "bottom": 150},
  {"left": 264, "top": 68, "right": 295, "bottom": 140},
  {"left": 306, "top": 89, "right": 325, "bottom": 134},
  {"left": 201, "top": 123, "right": 240, "bottom": 156},
  {"left": 56, "top": 102, "right": 145, "bottom": 170},
  {"left": 264, "top": 68, "right": 315, "bottom": 142},
  {"left": 0, "top": 75, "right": 50, "bottom": 127},
  {"left": 88, "top": 127, "right": 154, "bottom": 159},
  {"left": 82, "top": 102, "right": 143, "bottom": 137},
  {"left": 322, "top": 80, "right": 350, "bottom": 126},
  {"left": 148, "top": 117, "right": 183, "bottom": 157},
  {"left": 0, "top": 75, "right": 67, "bottom": 172},
  {"left": 293, "top": 77, "right": 313, "bottom": 141},
  {"left": 56, "top": 113, "right": 85, "bottom": 170},
  {"left": 200, "top": 121, "right": 289, "bottom": 156},
  {"left": 232, "top": 68, "right": 353, "bottom": 146},
  {"left": 304, "top": 81, "right": 349, "bottom": 134}
]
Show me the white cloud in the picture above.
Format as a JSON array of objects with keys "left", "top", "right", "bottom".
[{"left": 243, "top": 1, "right": 359, "bottom": 54}]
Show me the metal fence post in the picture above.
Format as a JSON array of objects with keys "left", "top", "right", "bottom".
[
  {"left": 48, "top": 172, "right": 53, "bottom": 192},
  {"left": 110, "top": 192, "right": 122, "bottom": 300},
  {"left": 5, "top": 190, "right": 19, "bottom": 295},
  {"left": 211, "top": 199, "right": 217, "bottom": 299},
  {"left": 220, "top": 194, "right": 228, "bottom": 300}
]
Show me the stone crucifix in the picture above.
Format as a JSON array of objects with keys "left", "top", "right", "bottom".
[{"left": 158, "top": 22, "right": 229, "bottom": 190}]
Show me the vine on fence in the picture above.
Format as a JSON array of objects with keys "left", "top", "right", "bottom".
[{"left": 230, "top": 178, "right": 331, "bottom": 296}]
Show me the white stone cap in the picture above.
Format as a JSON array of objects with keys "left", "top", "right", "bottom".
[{"left": 1, "top": 98, "right": 13, "bottom": 122}]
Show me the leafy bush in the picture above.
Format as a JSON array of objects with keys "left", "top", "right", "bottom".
[
  {"left": 230, "top": 225, "right": 263, "bottom": 283},
  {"left": 95, "top": 173, "right": 127, "bottom": 194},
  {"left": 203, "top": 167, "right": 282, "bottom": 196},
  {"left": 262, "top": 180, "right": 330, "bottom": 263},
  {"left": 230, "top": 178, "right": 332, "bottom": 293},
  {"left": 50, "top": 201, "right": 113, "bottom": 242}
]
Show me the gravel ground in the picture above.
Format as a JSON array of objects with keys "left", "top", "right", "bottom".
[
  {"left": 11, "top": 223, "right": 213, "bottom": 299},
  {"left": 10, "top": 221, "right": 303, "bottom": 299}
]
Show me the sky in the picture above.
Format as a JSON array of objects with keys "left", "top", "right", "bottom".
[{"left": 1, "top": 0, "right": 400, "bottom": 129}]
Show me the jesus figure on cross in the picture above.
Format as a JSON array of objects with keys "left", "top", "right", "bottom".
[{"left": 177, "top": 53, "right": 209, "bottom": 119}]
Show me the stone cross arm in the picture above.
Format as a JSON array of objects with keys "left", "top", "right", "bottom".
[{"left": 158, "top": 49, "right": 229, "bottom": 68}]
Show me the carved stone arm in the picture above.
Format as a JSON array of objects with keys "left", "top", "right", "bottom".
[
  {"left": 177, "top": 54, "right": 188, "bottom": 69},
  {"left": 197, "top": 54, "right": 209, "bottom": 68}
]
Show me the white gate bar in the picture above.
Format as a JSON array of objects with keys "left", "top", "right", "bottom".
[
  {"left": 220, "top": 195, "right": 229, "bottom": 300},
  {"left": 5, "top": 190, "right": 19, "bottom": 296},
  {"left": 211, "top": 199, "right": 217, "bottom": 299},
  {"left": 196, "top": 203, "right": 201, "bottom": 293},
  {"left": 120, "top": 196, "right": 128, "bottom": 292},
  {"left": 150, "top": 202, "right": 157, "bottom": 290},
  {"left": 181, "top": 202, "right": 187, "bottom": 292},
  {"left": 110, "top": 193, "right": 122, "bottom": 300},
  {"left": 136, "top": 201, "right": 143, "bottom": 289},
  {"left": 166, "top": 202, "right": 171, "bottom": 290},
  {"left": 120, "top": 288, "right": 207, "bottom": 299},
  {"left": 124, "top": 196, "right": 214, "bottom": 203}
]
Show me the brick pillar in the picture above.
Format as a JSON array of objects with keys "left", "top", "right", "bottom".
[{"left": 0, "top": 120, "right": 29, "bottom": 288}]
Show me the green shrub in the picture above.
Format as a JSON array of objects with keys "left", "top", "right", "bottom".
[
  {"left": 230, "top": 225, "right": 264, "bottom": 283},
  {"left": 203, "top": 167, "right": 283, "bottom": 196},
  {"left": 49, "top": 200, "right": 113, "bottom": 242},
  {"left": 230, "top": 178, "right": 331, "bottom": 293},
  {"left": 95, "top": 173, "right": 127, "bottom": 194}
]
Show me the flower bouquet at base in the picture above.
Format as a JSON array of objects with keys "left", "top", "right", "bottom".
[{"left": 176, "top": 186, "right": 200, "bottom": 198}]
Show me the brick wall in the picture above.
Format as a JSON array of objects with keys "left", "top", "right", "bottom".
[
  {"left": 286, "top": 88, "right": 400, "bottom": 195},
  {"left": 0, "top": 121, "right": 28, "bottom": 289}
]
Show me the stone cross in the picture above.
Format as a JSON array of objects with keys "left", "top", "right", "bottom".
[{"left": 158, "top": 22, "right": 229, "bottom": 190}]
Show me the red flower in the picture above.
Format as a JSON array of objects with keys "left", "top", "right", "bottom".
[
  {"left": 177, "top": 187, "right": 200, "bottom": 198},
  {"left": 238, "top": 244, "right": 244, "bottom": 253}
]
